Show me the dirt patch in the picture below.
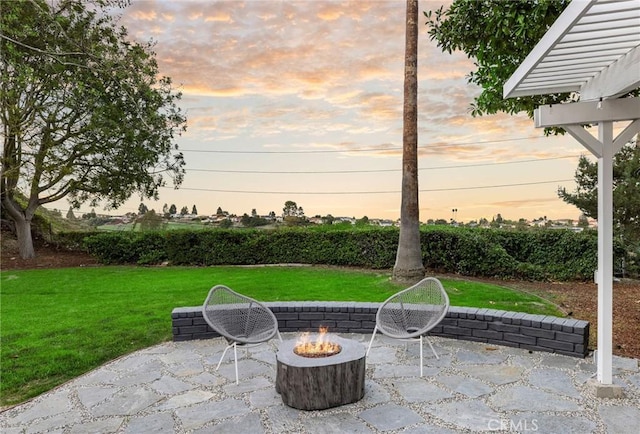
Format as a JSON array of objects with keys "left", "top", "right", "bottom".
[
  {"left": 1, "top": 232, "right": 98, "bottom": 270},
  {"left": 2, "top": 232, "right": 638, "bottom": 359},
  {"left": 500, "top": 278, "right": 640, "bottom": 360}
]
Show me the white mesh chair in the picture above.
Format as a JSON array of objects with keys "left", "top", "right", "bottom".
[
  {"left": 202, "top": 285, "right": 281, "bottom": 384},
  {"left": 366, "top": 277, "right": 449, "bottom": 376}
]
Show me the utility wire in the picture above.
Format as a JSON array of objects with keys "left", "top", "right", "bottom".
[
  {"left": 179, "top": 136, "right": 546, "bottom": 154},
  {"left": 164, "top": 179, "right": 573, "bottom": 195},
  {"left": 187, "top": 155, "right": 580, "bottom": 174}
]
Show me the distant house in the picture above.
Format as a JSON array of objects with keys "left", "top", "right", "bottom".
[{"left": 335, "top": 217, "right": 356, "bottom": 225}]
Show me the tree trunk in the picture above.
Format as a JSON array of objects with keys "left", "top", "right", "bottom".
[
  {"left": 14, "top": 215, "right": 35, "bottom": 259},
  {"left": 1, "top": 197, "right": 36, "bottom": 259},
  {"left": 394, "top": 0, "right": 424, "bottom": 282}
]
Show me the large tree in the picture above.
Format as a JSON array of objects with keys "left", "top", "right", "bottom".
[
  {"left": 1, "top": 0, "right": 186, "bottom": 258},
  {"left": 559, "top": 142, "right": 640, "bottom": 245},
  {"left": 393, "top": 0, "right": 424, "bottom": 282}
]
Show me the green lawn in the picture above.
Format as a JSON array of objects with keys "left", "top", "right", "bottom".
[{"left": 0, "top": 266, "right": 561, "bottom": 406}]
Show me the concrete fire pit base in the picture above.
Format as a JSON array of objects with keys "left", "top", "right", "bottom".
[{"left": 275, "top": 335, "right": 366, "bottom": 410}]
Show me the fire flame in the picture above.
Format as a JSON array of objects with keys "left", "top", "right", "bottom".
[{"left": 294, "top": 326, "right": 342, "bottom": 358}]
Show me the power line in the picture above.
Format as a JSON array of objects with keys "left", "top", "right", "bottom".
[
  {"left": 187, "top": 155, "right": 580, "bottom": 174},
  {"left": 180, "top": 136, "right": 545, "bottom": 154},
  {"left": 164, "top": 179, "right": 574, "bottom": 195}
]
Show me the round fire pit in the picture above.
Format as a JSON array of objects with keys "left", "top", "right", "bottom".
[{"left": 276, "top": 335, "right": 366, "bottom": 410}]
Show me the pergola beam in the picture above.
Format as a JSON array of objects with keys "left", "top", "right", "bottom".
[
  {"left": 535, "top": 98, "right": 640, "bottom": 127},
  {"left": 581, "top": 46, "right": 640, "bottom": 101}
]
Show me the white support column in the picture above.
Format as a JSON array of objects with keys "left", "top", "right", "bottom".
[{"left": 597, "top": 121, "right": 614, "bottom": 385}]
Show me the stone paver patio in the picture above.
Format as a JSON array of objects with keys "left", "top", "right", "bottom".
[{"left": 1, "top": 334, "right": 639, "bottom": 433}]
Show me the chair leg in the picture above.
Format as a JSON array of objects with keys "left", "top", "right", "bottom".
[
  {"left": 216, "top": 342, "right": 240, "bottom": 384},
  {"left": 216, "top": 342, "right": 234, "bottom": 370},
  {"left": 420, "top": 335, "right": 424, "bottom": 377},
  {"left": 366, "top": 326, "right": 378, "bottom": 357},
  {"left": 425, "top": 336, "right": 439, "bottom": 359},
  {"left": 233, "top": 343, "right": 239, "bottom": 384}
]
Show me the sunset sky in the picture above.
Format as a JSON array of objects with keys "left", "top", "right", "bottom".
[{"left": 87, "top": 0, "right": 596, "bottom": 222}]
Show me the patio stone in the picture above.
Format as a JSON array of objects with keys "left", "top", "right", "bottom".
[
  {"left": 175, "top": 398, "right": 250, "bottom": 431},
  {"left": 74, "top": 368, "right": 119, "bottom": 386},
  {"left": 113, "top": 366, "right": 162, "bottom": 386},
  {"left": 217, "top": 359, "right": 273, "bottom": 382},
  {"left": 69, "top": 418, "right": 124, "bottom": 434},
  {"left": 425, "top": 400, "right": 502, "bottom": 432},
  {"left": 155, "top": 389, "right": 214, "bottom": 410},
  {"left": 457, "top": 365, "right": 524, "bottom": 385},
  {"left": 402, "top": 425, "right": 459, "bottom": 434},
  {"left": 250, "top": 387, "right": 282, "bottom": 408},
  {"left": 24, "top": 410, "right": 84, "bottom": 434},
  {"left": 528, "top": 368, "right": 581, "bottom": 398},
  {"left": 123, "top": 413, "right": 174, "bottom": 433},
  {"left": 598, "top": 405, "right": 640, "bottom": 434},
  {"left": 223, "top": 376, "right": 272, "bottom": 395},
  {"left": 265, "top": 405, "right": 302, "bottom": 433},
  {"left": 252, "top": 348, "right": 277, "bottom": 365},
  {"left": 0, "top": 426, "right": 23, "bottom": 434},
  {"left": 186, "top": 371, "right": 224, "bottom": 387},
  {"left": 373, "top": 363, "right": 440, "bottom": 378},
  {"left": 359, "top": 403, "right": 423, "bottom": 431},
  {"left": 165, "top": 359, "right": 205, "bottom": 377},
  {"left": 509, "top": 354, "right": 539, "bottom": 369},
  {"left": 76, "top": 385, "right": 118, "bottom": 409},
  {"left": 111, "top": 353, "right": 159, "bottom": 371},
  {"left": 613, "top": 355, "right": 639, "bottom": 372},
  {"left": 509, "top": 412, "right": 596, "bottom": 434},
  {"left": 150, "top": 375, "right": 195, "bottom": 395},
  {"left": 423, "top": 354, "right": 454, "bottom": 368},
  {"left": 6, "top": 391, "right": 72, "bottom": 424},
  {"left": 404, "top": 343, "right": 449, "bottom": 359},
  {"left": 489, "top": 385, "right": 581, "bottom": 412},
  {"left": 394, "top": 379, "right": 453, "bottom": 402},
  {"left": 436, "top": 374, "right": 494, "bottom": 398},
  {"left": 304, "top": 412, "right": 373, "bottom": 434},
  {"left": 455, "top": 349, "right": 507, "bottom": 365},
  {"left": 161, "top": 347, "right": 204, "bottom": 365},
  {"left": 207, "top": 412, "right": 265, "bottom": 434},
  {"left": 360, "top": 380, "right": 391, "bottom": 405},
  {"left": 90, "top": 387, "right": 162, "bottom": 416},
  {"left": 625, "top": 372, "right": 640, "bottom": 389},
  {"left": 365, "top": 347, "right": 399, "bottom": 364},
  {"left": 539, "top": 353, "right": 580, "bottom": 370}
]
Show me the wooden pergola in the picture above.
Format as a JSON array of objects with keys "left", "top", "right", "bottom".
[{"left": 504, "top": 0, "right": 640, "bottom": 396}]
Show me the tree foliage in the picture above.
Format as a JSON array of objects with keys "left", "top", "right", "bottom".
[
  {"left": 282, "top": 200, "right": 304, "bottom": 217},
  {"left": 425, "top": 0, "right": 639, "bottom": 119},
  {"left": 425, "top": 0, "right": 571, "bottom": 119},
  {"left": 559, "top": 144, "right": 640, "bottom": 245},
  {"left": 0, "top": 0, "right": 186, "bottom": 258},
  {"left": 138, "top": 209, "right": 164, "bottom": 231}
]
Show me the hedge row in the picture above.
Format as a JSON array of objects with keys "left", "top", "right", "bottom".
[{"left": 64, "top": 226, "right": 620, "bottom": 281}]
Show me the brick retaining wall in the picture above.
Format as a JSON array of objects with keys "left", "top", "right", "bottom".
[{"left": 172, "top": 302, "right": 589, "bottom": 358}]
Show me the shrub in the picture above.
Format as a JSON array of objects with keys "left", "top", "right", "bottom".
[{"left": 80, "top": 226, "right": 606, "bottom": 281}]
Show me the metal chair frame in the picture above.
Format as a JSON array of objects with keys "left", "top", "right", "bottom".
[
  {"left": 366, "top": 277, "right": 450, "bottom": 376},
  {"left": 202, "top": 285, "right": 282, "bottom": 383}
]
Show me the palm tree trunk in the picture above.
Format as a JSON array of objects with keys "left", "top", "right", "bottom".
[{"left": 393, "top": 0, "right": 424, "bottom": 282}]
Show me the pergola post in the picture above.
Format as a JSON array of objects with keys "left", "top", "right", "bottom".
[
  {"left": 596, "top": 121, "right": 614, "bottom": 385},
  {"left": 535, "top": 101, "right": 640, "bottom": 397}
]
